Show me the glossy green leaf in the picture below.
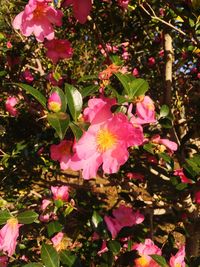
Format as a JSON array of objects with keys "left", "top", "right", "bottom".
[
  {"left": 60, "top": 251, "right": 81, "bottom": 267},
  {"left": 47, "top": 221, "right": 63, "bottom": 237},
  {"left": 150, "top": 254, "right": 169, "bottom": 267},
  {"left": 17, "top": 211, "right": 38, "bottom": 224},
  {"left": 69, "top": 122, "right": 83, "bottom": 140},
  {"left": 0, "top": 210, "right": 12, "bottom": 225},
  {"left": 81, "top": 85, "right": 99, "bottom": 98},
  {"left": 129, "top": 78, "right": 149, "bottom": 97},
  {"left": 159, "top": 105, "right": 170, "bottom": 118},
  {"left": 77, "top": 75, "right": 98, "bottom": 83},
  {"left": 92, "top": 211, "right": 103, "bottom": 228},
  {"left": 15, "top": 83, "right": 47, "bottom": 109},
  {"left": 107, "top": 240, "right": 121, "bottom": 254},
  {"left": 114, "top": 72, "right": 134, "bottom": 94},
  {"left": 47, "top": 112, "right": 69, "bottom": 140},
  {"left": 41, "top": 243, "right": 60, "bottom": 267},
  {"left": 65, "top": 83, "right": 83, "bottom": 121}
]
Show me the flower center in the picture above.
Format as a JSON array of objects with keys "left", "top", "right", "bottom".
[
  {"left": 33, "top": 4, "right": 47, "bottom": 19},
  {"left": 96, "top": 129, "right": 117, "bottom": 152},
  {"left": 135, "top": 256, "right": 149, "bottom": 266},
  {"left": 7, "top": 217, "right": 18, "bottom": 227}
]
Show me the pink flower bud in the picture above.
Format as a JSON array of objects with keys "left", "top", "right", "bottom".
[
  {"left": 5, "top": 96, "right": 19, "bottom": 117},
  {"left": 48, "top": 92, "right": 62, "bottom": 112},
  {"left": 148, "top": 57, "right": 156, "bottom": 66}
]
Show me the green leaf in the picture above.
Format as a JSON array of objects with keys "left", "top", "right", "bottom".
[
  {"left": 159, "top": 105, "right": 170, "bottom": 118},
  {"left": 47, "top": 221, "right": 63, "bottom": 237},
  {"left": 65, "top": 84, "right": 83, "bottom": 121},
  {"left": 51, "top": 87, "right": 67, "bottom": 112},
  {"left": 92, "top": 211, "right": 103, "bottom": 228},
  {"left": 107, "top": 240, "right": 121, "bottom": 254},
  {"left": 47, "top": 112, "right": 69, "bottom": 140},
  {"left": 60, "top": 251, "right": 81, "bottom": 267},
  {"left": 129, "top": 78, "right": 149, "bottom": 97},
  {"left": 0, "top": 70, "right": 7, "bottom": 77},
  {"left": 41, "top": 243, "right": 60, "bottom": 267},
  {"left": 77, "top": 75, "right": 98, "bottom": 83},
  {"left": 158, "top": 152, "right": 172, "bottom": 164},
  {"left": 0, "top": 210, "right": 12, "bottom": 225},
  {"left": 23, "top": 263, "right": 43, "bottom": 267},
  {"left": 15, "top": 83, "right": 47, "bottom": 109},
  {"left": 69, "top": 122, "right": 83, "bottom": 140},
  {"left": 143, "top": 143, "right": 155, "bottom": 154},
  {"left": 110, "top": 55, "right": 123, "bottom": 65},
  {"left": 17, "top": 211, "right": 38, "bottom": 224},
  {"left": 114, "top": 72, "right": 134, "bottom": 94},
  {"left": 150, "top": 254, "right": 169, "bottom": 267},
  {"left": 176, "top": 183, "right": 188, "bottom": 191},
  {"left": 81, "top": 85, "right": 99, "bottom": 98}
]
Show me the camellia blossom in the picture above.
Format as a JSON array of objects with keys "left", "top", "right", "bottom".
[
  {"left": 98, "top": 64, "right": 120, "bottom": 80},
  {"left": 45, "top": 39, "right": 73, "bottom": 64},
  {"left": 104, "top": 205, "right": 144, "bottom": 238},
  {"left": 83, "top": 97, "right": 116, "bottom": 124},
  {"left": 5, "top": 96, "right": 19, "bottom": 117},
  {"left": 50, "top": 140, "right": 73, "bottom": 169},
  {"left": 0, "top": 217, "right": 22, "bottom": 257},
  {"left": 51, "top": 185, "right": 69, "bottom": 202},
  {"left": 132, "top": 239, "right": 162, "bottom": 267},
  {"left": 48, "top": 91, "right": 62, "bottom": 112},
  {"left": 51, "top": 232, "right": 67, "bottom": 251},
  {"left": 62, "top": 0, "right": 92, "bottom": 24},
  {"left": 70, "top": 112, "right": 144, "bottom": 179},
  {"left": 151, "top": 135, "right": 178, "bottom": 153},
  {"left": 12, "top": 0, "right": 63, "bottom": 42},
  {"left": 169, "top": 245, "right": 185, "bottom": 267}
]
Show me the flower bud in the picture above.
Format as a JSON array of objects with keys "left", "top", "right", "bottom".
[{"left": 48, "top": 92, "right": 61, "bottom": 112}]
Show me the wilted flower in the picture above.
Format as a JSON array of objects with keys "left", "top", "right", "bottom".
[
  {"left": 62, "top": 0, "right": 92, "bottom": 24},
  {"left": 45, "top": 39, "right": 73, "bottom": 64},
  {"left": 0, "top": 218, "right": 22, "bottom": 257},
  {"left": 48, "top": 91, "right": 62, "bottom": 112},
  {"left": 12, "top": 0, "right": 63, "bottom": 42}
]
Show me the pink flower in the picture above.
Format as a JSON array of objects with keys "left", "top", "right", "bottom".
[
  {"left": 0, "top": 256, "right": 8, "bottom": 267},
  {"left": 5, "top": 96, "right": 19, "bottom": 117},
  {"left": 131, "top": 96, "right": 156, "bottom": 125},
  {"left": 45, "top": 39, "right": 73, "bottom": 64},
  {"left": 50, "top": 140, "right": 73, "bottom": 169},
  {"left": 22, "top": 68, "right": 34, "bottom": 83},
  {"left": 174, "top": 169, "right": 193, "bottom": 184},
  {"left": 12, "top": 0, "right": 63, "bottom": 42},
  {"left": 48, "top": 91, "right": 62, "bottom": 112},
  {"left": 104, "top": 205, "right": 144, "bottom": 238},
  {"left": 148, "top": 57, "right": 156, "bottom": 66},
  {"left": 98, "top": 240, "right": 108, "bottom": 255},
  {"left": 133, "top": 239, "right": 162, "bottom": 267},
  {"left": 83, "top": 97, "right": 116, "bottom": 124},
  {"left": 70, "top": 112, "right": 144, "bottom": 179},
  {"left": 0, "top": 218, "right": 22, "bottom": 257},
  {"left": 117, "top": 0, "right": 129, "bottom": 9},
  {"left": 41, "top": 199, "right": 51, "bottom": 211},
  {"left": 51, "top": 186, "right": 69, "bottom": 201},
  {"left": 169, "top": 245, "right": 185, "bottom": 267},
  {"left": 132, "top": 68, "right": 139, "bottom": 77},
  {"left": 62, "top": 0, "right": 92, "bottom": 24},
  {"left": 151, "top": 135, "right": 178, "bottom": 152},
  {"left": 51, "top": 232, "right": 64, "bottom": 251}
]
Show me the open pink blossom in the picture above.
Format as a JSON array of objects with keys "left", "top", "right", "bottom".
[
  {"left": 169, "top": 245, "right": 185, "bottom": 267},
  {"left": 83, "top": 97, "right": 116, "bottom": 124},
  {"left": 131, "top": 96, "right": 156, "bottom": 125},
  {"left": 0, "top": 218, "right": 22, "bottom": 257},
  {"left": 104, "top": 205, "right": 144, "bottom": 238},
  {"left": 151, "top": 135, "right": 178, "bottom": 152},
  {"left": 62, "top": 0, "right": 92, "bottom": 24},
  {"left": 51, "top": 232, "right": 64, "bottom": 251},
  {"left": 132, "top": 239, "right": 162, "bottom": 267},
  {"left": 12, "top": 0, "right": 63, "bottom": 42},
  {"left": 51, "top": 185, "right": 69, "bottom": 202},
  {"left": 41, "top": 199, "right": 51, "bottom": 211},
  {"left": 70, "top": 113, "right": 144, "bottom": 179},
  {"left": 50, "top": 140, "right": 73, "bottom": 169},
  {"left": 174, "top": 169, "right": 193, "bottom": 184},
  {"left": 48, "top": 91, "right": 62, "bottom": 112},
  {"left": 45, "top": 39, "right": 73, "bottom": 64},
  {"left": 5, "top": 96, "right": 19, "bottom": 117}
]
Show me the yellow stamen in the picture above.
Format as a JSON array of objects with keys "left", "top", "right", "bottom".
[
  {"left": 7, "top": 217, "right": 18, "bottom": 226},
  {"left": 135, "top": 256, "right": 149, "bottom": 266},
  {"left": 96, "top": 129, "right": 117, "bottom": 152}
]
